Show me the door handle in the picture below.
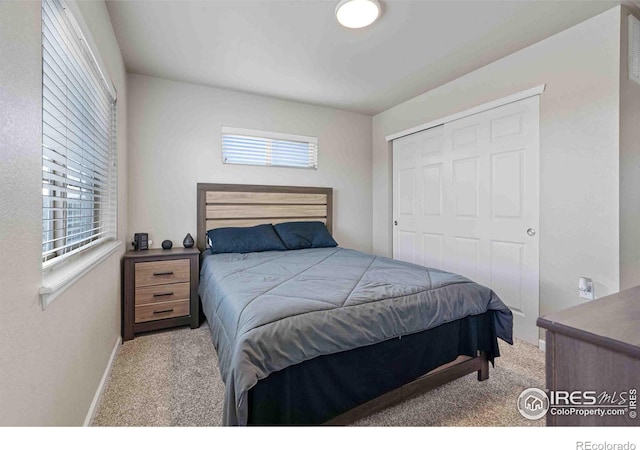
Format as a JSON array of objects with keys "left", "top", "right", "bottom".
[
  {"left": 527, "top": 228, "right": 536, "bottom": 237},
  {"left": 394, "top": 221, "right": 398, "bottom": 226}
]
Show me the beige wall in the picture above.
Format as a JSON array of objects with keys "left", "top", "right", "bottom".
[
  {"left": 0, "top": 0, "right": 127, "bottom": 425},
  {"left": 127, "top": 74, "right": 373, "bottom": 253},
  {"left": 372, "top": 7, "right": 622, "bottom": 318},
  {"left": 620, "top": 6, "right": 640, "bottom": 290}
]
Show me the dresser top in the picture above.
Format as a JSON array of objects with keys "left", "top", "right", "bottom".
[
  {"left": 537, "top": 286, "right": 640, "bottom": 358},
  {"left": 124, "top": 247, "right": 200, "bottom": 259}
]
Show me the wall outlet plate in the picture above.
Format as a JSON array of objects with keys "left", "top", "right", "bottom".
[{"left": 578, "top": 277, "right": 594, "bottom": 300}]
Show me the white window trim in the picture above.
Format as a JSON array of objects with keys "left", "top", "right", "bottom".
[
  {"left": 63, "top": 0, "right": 117, "bottom": 101},
  {"left": 40, "top": 240, "right": 123, "bottom": 309},
  {"left": 222, "top": 126, "right": 317, "bottom": 145},
  {"left": 40, "top": 0, "right": 120, "bottom": 309},
  {"left": 221, "top": 126, "right": 318, "bottom": 170}
]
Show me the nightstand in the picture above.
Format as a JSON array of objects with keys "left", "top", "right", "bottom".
[{"left": 122, "top": 247, "right": 200, "bottom": 341}]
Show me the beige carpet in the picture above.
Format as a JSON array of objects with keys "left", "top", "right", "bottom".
[{"left": 92, "top": 324, "right": 545, "bottom": 426}]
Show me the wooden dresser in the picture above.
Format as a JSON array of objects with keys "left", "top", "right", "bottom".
[
  {"left": 537, "top": 286, "right": 640, "bottom": 426},
  {"left": 122, "top": 248, "right": 200, "bottom": 341}
]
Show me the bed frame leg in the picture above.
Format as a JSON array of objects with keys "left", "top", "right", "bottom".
[{"left": 477, "top": 351, "right": 489, "bottom": 381}]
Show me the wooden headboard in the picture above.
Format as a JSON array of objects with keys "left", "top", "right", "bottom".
[{"left": 196, "top": 183, "right": 333, "bottom": 251}]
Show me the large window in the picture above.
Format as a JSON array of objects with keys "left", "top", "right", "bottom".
[
  {"left": 222, "top": 127, "right": 318, "bottom": 169},
  {"left": 42, "top": 0, "right": 117, "bottom": 268}
]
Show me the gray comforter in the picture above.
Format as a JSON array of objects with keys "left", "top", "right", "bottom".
[{"left": 199, "top": 247, "right": 513, "bottom": 426}]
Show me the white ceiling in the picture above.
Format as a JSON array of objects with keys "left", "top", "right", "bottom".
[{"left": 106, "top": 0, "right": 623, "bottom": 115}]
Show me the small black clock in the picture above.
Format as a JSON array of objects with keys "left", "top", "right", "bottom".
[{"left": 132, "top": 233, "right": 148, "bottom": 251}]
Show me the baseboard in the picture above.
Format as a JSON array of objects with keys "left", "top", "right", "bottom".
[
  {"left": 83, "top": 336, "right": 121, "bottom": 426},
  {"left": 538, "top": 339, "right": 546, "bottom": 352}
]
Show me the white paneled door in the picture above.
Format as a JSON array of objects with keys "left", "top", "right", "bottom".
[{"left": 393, "top": 96, "right": 540, "bottom": 344}]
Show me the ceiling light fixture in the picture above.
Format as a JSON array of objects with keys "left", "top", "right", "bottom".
[{"left": 335, "top": 0, "right": 381, "bottom": 29}]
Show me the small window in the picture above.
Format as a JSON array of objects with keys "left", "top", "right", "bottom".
[
  {"left": 222, "top": 127, "right": 318, "bottom": 169},
  {"left": 42, "top": 0, "right": 117, "bottom": 268}
]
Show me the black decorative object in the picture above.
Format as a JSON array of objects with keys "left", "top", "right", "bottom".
[
  {"left": 183, "top": 233, "right": 195, "bottom": 248},
  {"left": 161, "top": 239, "right": 173, "bottom": 250}
]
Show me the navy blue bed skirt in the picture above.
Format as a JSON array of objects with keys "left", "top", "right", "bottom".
[{"left": 247, "top": 310, "right": 500, "bottom": 425}]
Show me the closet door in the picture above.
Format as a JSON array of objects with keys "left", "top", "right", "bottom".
[
  {"left": 392, "top": 125, "right": 445, "bottom": 267},
  {"left": 393, "top": 96, "right": 540, "bottom": 344}
]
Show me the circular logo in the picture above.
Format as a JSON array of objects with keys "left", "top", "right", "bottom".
[{"left": 517, "top": 388, "right": 549, "bottom": 420}]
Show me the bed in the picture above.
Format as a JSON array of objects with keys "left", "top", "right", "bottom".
[{"left": 196, "top": 183, "right": 513, "bottom": 426}]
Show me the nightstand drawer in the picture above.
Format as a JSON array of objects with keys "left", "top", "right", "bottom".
[
  {"left": 135, "top": 299, "right": 190, "bottom": 323},
  {"left": 135, "top": 282, "right": 190, "bottom": 306},
  {"left": 135, "top": 259, "right": 190, "bottom": 287}
]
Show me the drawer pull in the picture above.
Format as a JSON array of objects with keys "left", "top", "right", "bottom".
[
  {"left": 153, "top": 308, "right": 174, "bottom": 314},
  {"left": 153, "top": 271, "right": 174, "bottom": 276},
  {"left": 152, "top": 292, "right": 174, "bottom": 298}
]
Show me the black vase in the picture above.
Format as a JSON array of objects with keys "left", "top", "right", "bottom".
[
  {"left": 183, "top": 233, "right": 194, "bottom": 248},
  {"left": 161, "top": 239, "right": 173, "bottom": 250}
]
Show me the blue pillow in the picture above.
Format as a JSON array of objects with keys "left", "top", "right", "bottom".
[
  {"left": 207, "top": 224, "right": 286, "bottom": 254},
  {"left": 273, "top": 221, "right": 338, "bottom": 250}
]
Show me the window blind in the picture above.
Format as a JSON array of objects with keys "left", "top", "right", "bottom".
[
  {"left": 222, "top": 127, "right": 318, "bottom": 169},
  {"left": 42, "top": 0, "right": 117, "bottom": 268}
]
